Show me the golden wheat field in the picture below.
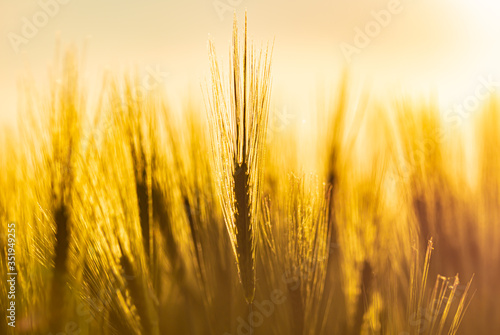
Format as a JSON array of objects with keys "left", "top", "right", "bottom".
[{"left": 2, "top": 10, "right": 500, "bottom": 335}]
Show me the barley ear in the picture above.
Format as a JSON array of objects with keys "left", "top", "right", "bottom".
[{"left": 207, "top": 11, "right": 272, "bottom": 303}]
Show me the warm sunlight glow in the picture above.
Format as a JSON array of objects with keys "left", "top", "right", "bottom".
[{"left": 1, "top": 2, "right": 500, "bottom": 335}]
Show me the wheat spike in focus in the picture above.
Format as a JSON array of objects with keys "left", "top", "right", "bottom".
[{"left": 207, "top": 11, "right": 272, "bottom": 303}]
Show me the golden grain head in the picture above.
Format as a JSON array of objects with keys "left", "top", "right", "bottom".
[{"left": 4, "top": 13, "right": 497, "bottom": 335}]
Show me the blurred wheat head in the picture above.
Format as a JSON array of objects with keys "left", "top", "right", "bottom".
[{"left": 2, "top": 12, "right": 496, "bottom": 335}]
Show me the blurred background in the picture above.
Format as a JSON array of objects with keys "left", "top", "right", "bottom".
[
  {"left": 2, "top": 1, "right": 500, "bottom": 334},
  {"left": 1, "top": 0, "right": 500, "bottom": 127}
]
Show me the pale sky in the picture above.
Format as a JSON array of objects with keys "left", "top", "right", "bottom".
[{"left": 1, "top": 0, "right": 500, "bottom": 127}]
